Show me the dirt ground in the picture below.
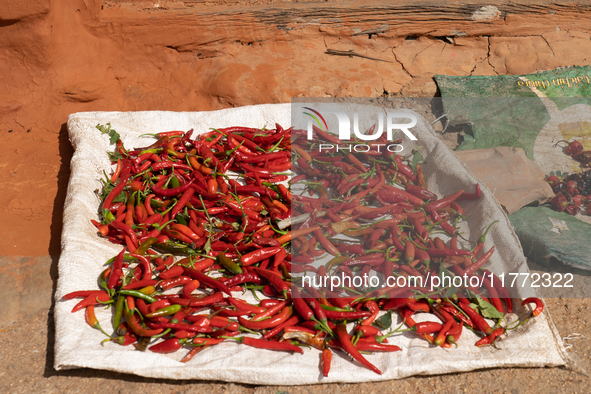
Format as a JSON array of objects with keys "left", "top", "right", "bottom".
[{"left": 3, "top": 0, "right": 591, "bottom": 392}]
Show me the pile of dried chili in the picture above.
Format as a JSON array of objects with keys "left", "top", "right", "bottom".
[{"left": 62, "top": 122, "right": 544, "bottom": 377}]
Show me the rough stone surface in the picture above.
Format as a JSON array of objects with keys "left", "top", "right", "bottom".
[{"left": 3, "top": 1, "right": 591, "bottom": 256}]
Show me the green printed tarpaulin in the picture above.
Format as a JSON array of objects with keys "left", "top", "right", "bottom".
[
  {"left": 436, "top": 66, "right": 591, "bottom": 270},
  {"left": 435, "top": 66, "right": 591, "bottom": 175},
  {"left": 510, "top": 206, "right": 591, "bottom": 271}
]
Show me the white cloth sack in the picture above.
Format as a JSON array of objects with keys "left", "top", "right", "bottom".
[{"left": 55, "top": 104, "right": 567, "bottom": 384}]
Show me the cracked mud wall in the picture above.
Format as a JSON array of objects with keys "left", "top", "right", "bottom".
[{"left": 2, "top": 0, "right": 591, "bottom": 259}]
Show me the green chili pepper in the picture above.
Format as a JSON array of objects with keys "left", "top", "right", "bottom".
[
  {"left": 217, "top": 254, "right": 243, "bottom": 275},
  {"left": 135, "top": 237, "right": 158, "bottom": 255},
  {"left": 319, "top": 304, "right": 352, "bottom": 312},
  {"left": 152, "top": 242, "right": 197, "bottom": 255},
  {"left": 112, "top": 294, "right": 125, "bottom": 334},
  {"left": 478, "top": 220, "right": 499, "bottom": 244},
  {"left": 151, "top": 328, "right": 172, "bottom": 339},
  {"left": 170, "top": 176, "right": 181, "bottom": 189},
  {"left": 98, "top": 268, "right": 111, "bottom": 293},
  {"left": 138, "top": 286, "right": 156, "bottom": 295},
  {"left": 139, "top": 148, "right": 162, "bottom": 155},
  {"left": 127, "top": 193, "right": 136, "bottom": 208},
  {"left": 325, "top": 255, "right": 349, "bottom": 272},
  {"left": 101, "top": 209, "right": 116, "bottom": 224},
  {"left": 146, "top": 304, "right": 182, "bottom": 318},
  {"left": 176, "top": 215, "right": 188, "bottom": 226},
  {"left": 120, "top": 289, "right": 157, "bottom": 304},
  {"left": 134, "top": 336, "right": 151, "bottom": 352}
]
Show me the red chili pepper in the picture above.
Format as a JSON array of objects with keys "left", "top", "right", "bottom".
[
  {"left": 239, "top": 306, "right": 293, "bottom": 330},
  {"left": 456, "top": 184, "right": 482, "bottom": 201},
  {"left": 171, "top": 291, "right": 224, "bottom": 307},
  {"left": 461, "top": 246, "right": 495, "bottom": 276},
  {"left": 398, "top": 309, "right": 436, "bottom": 343},
  {"left": 242, "top": 337, "right": 303, "bottom": 354},
  {"left": 148, "top": 338, "right": 183, "bottom": 354},
  {"left": 413, "top": 321, "right": 444, "bottom": 334},
  {"left": 410, "top": 247, "right": 429, "bottom": 266},
  {"left": 185, "top": 315, "right": 210, "bottom": 328},
  {"left": 321, "top": 348, "right": 332, "bottom": 377},
  {"left": 252, "top": 267, "right": 291, "bottom": 299},
  {"left": 360, "top": 300, "right": 380, "bottom": 326},
  {"left": 84, "top": 305, "right": 106, "bottom": 334},
  {"left": 354, "top": 324, "right": 380, "bottom": 337},
  {"left": 159, "top": 265, "right": 185, "bottom": 279},
  {"left": 277, "top": 184, "right": 291, "bottom": 201},
  {"left": 258, "top": 299, "right": 281, "bottom": 309},
  {"left": 323, "top": 309, "right": 371, "bottom": 320},
  {"left": 130, "top": 253, "right": 152, "bottom": 281},
  {"left": 105, "top": 248, "right": 126, "bottom": 290},
  {"left": 115, "top": 327, "right": 138, "bottom": 347},
  {"left": 352, "top": 341, "right": 401, "bottom": 352},
  {"left": 480, "top": 274, "right": 504, "bottom": 313},
  {"left": 174, "top": 331, "right": 196, "bottom": 340},
  {"left": 228, "top": 297, "right": 266, "bottom": 314},
  {"left": 313, "top": 229, "right": 340, "bottom": 256},
  {"left": 426, "top": 248, "right": 471, "bottom": 258},
  {"left": 210, "top": 316, "right": 239, "bottom": 331},
  {"left": 406, "top": 184, "right": 437, "bottom": 201},
  {"left": 147, "top": 322, "right": 212, "bottom": 333},
  {"left": 437, "top": 302, "right": 470, "bottom": 328},
  {"left": 482, "top": 269, "right": 512, "bottom": 313},
  {"left": 62, "top": 290, "right": 103, "bottom": 301},
  {"left": 284, "top": 326, "right": 318, "bottom": 336},
  {"left": 170, "top": 188, "right": 195, "bottom": 219},
  {"left": 434, "top": 318, "right": 454, "bottom": 346},
  {"left": 263, "top": 315, "right": 300, "bottom": 339},
  {"left": 210, "top": 307, "right": 248, "bottom": 318},
  {"left": 391, "top": 155, "right": 417, "bottom": 182},
  {"left": 428, "top": 190, "right": 464, "bottom": 211},
  {"left": 474, "top": 326, "right": 504, "bottom": 347},
  {"left": 230, "top": 133, "right": 264, "bottom": 153},
  {"left": 263, "top": 284, "right": 282, "bottom": 298},
  {"left": 276, "top": 226, "right": 320, "bottom": 245},
  {"left": 223, "top": 272, "right": 261, "bottom": 287},
  {"left": 125, "top": 310, "right": 163, "bottom": 337},
  {"left": 336, "top": 323, "right": 382, "bottom": 375},
  {"left": 474, "top": 335, "right": 491, "bottom": 347},
  {"left": 158, "top": 131, "right": 185, "bottom": 138},
  {"left": 151, "top": 177, "right": 194, "bottom": 197},
  {"left": 307, "top": 298, "right": 329, "bottom": 327},
  {"left": 235, "top": 185, "right": 279, "bottom": 200},
  {"left": 522, "top": 297, "right": 544, "bottom": 317},
  {"left": 185, "top": 268, "right": 232, "bottom": 295},
  {"left": 407, "top": 300, "right": 430, "bottom": 313},
  {"left": 457, "top": 302, "right": 492, "bottom": 335},
  {"left": 158, "top": 276, "right": 193, "bottom": 290},
  {"left": 377, "top": 187, "right": 424, "bottom": 207},
  {"left": 490, "top": 326, "right": 504, "bottom": 342},
  {"left": 103, "top": 178, "right": 128, "bottom": 212},
  {"left": 182, "top": 279, "right": 200, "bottom": 299},
  {"left": 241, "top": 247, "right": 283, "bottom": 266},
  {"left": 252, "top": 300, "right": 287, "bottom": 321}
]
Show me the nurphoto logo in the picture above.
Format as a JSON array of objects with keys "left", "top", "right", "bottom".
[{"left": 303, "top": 107, "right": 418, "bottom": 152}]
